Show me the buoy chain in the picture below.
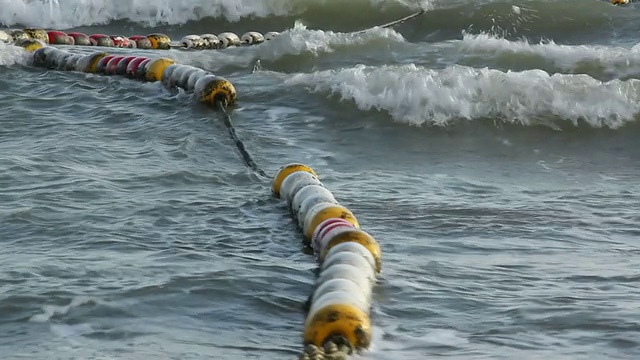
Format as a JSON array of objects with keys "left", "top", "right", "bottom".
[
  {"left": 298, "top": 341, "right": 351, "bottom": 360},
  {"left": 0, "top": 28, "right": 280, "bottom": 51},
  {"left": 216, "top": 100, "right": 267, "bottom": 177}
]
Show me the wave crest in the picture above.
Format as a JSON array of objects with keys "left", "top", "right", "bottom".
[
  {"left": 0, "top": 0, "right": 429, "bottom": 29},
  {"left": 284, "top": 63, "right": 640, "bottom": 129}
]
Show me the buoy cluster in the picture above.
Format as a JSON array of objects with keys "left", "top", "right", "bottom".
[
  {"left": 272, "top": 164, "right": 382, "bottom": 354},
  {"left": 15, "top": 40, "right": 237, "bottom": 107},
  {"left": 0, "top": 27, "right": 280, "bottom": 50}
]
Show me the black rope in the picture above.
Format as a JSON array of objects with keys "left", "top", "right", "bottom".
[{"left": 216, "top": 100, "right": 267, "bottom": 177}]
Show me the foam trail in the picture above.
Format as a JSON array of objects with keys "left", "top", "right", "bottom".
[{"left": 284, "top": 64, "right": 640, "bottom": 128}]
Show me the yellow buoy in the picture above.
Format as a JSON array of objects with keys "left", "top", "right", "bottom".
[
  {"left": 194, "top": 75, "right": 237, "bottom": 107},
  {"left": 147, "top": 33, "right": 171, "bottom": 50},
  {"left": 23, "top": 28, "right": 49, "bottom": 44},
  {"left": 145, "top": 57, "right": 175, "bottom": 82},
  {"left": 76, "top": 52, "right": 110, "bottom": 73},
  {"left": 303, "top": 303, "right": 371, "bottom": 350},
  {"left": 16, "top": 38, "right": 45, "bottom": 52},
  {"left": 304, "top": 205, "right": 359, "bottom": 241},
  {"left": 272, "top": 164, "right": 317, "bottom": 198},
  {"left": 319, "top": 229, "right": 381, "bottom": 272}
]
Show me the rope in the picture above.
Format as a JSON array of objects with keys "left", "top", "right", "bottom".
[
  {"left": 216, "top": 100, "right": 267, "bottom": 177},
  {"left": 298, "top": 340, "right": 353, "bottom": 360}
]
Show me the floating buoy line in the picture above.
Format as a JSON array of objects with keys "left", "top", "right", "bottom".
[
  {"left": 2, "top": 9, "right": 428, "bottom": 359},
  {"left": 0, "top": 27, "right": 279, "bottom": 50}
]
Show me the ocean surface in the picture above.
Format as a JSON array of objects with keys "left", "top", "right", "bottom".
[{"left": 1, "top": 0, "right": 639, "bottom": 359}]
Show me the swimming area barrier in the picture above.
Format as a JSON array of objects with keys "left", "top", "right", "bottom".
[
  {"left": 0, "top": 8, "right": 428, "bottom": 51},
  {"left": 13, "top": 39, "right": 237, "bottom": 107},
  {"left": 0, "top": 27, "right": 279, "bottom": 50},
  {"left": 4, "top": 9, "right": 429, "bottom": 355},
  {"left": 273, "top": 165, "right": 383, "bottom": 359}
]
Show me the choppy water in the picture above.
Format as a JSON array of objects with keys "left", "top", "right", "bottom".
[{"left": 1, "top": 0, "right": 639, "bottom": 359}]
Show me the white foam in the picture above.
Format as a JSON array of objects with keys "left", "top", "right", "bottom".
[
  {"left": 352, "top": 325, "right": 469, "bottom": 360},
  {"left": 284, "top": 63, "right": 640, "bottom": 128},
  {"left": 0, "top": 0, "right": 430, "bottom": 29},
  {"left": 0, "top": 42, "right": 33, "bottom": 66},
  {"left": 50, "top": 323, "right": 94, "bottom": 338},
  {"left": 29, "top": 296, "right": 98, "bottom": 323},
  {"left": 459, "top": 32, "right": 640, "bottom": 76}
]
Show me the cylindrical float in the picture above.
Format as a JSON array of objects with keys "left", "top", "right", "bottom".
[
  {"left": 110, "top": 35, "right": 131, "bottom": 48},
  {"left": 95, "top": 54, "right": 116, "bottom": 74},
  {"left": 177, "top": 66, "right": 204, "bottom": 90},
  {"left": 272, "top": 164, "right": 318, "bottom": 199},
  {"left": 47, "top": 31, "right": 68, "bottom": 45},
  {"left": 51, "top": 51, "right": 74, "bottom": 70},
  {"left": 160, "top": 63, "right": 181, "bottom": 89},
  {"left": 147, "top": 33, "right": 171, "bottom": 50},
  {"left": 68, "top": 32, "right": 92, "bottom": 46},
  {"left": 241, "top": 31, "right": 265, "bottom": 45},
  {"left": 61, "top": 53, "right": 84, "bottom": 71},
  {"left": 179, "top": 35, "right": 203, "bottom": 49},
  {"left": 280, "top": 171, "right": 322, "bottom": 205},
  {"left": 297, "top": 195, "right": 339, "bottom": 230},
  {"left": 303, "top": 303, "right": 371, "bottom": 350},
  {"left": 312, "top": 218, "right": 357, "bottom": 252},
  {"left": 318, "top": 229, "right": 381, "bottom": 272},
  {"left": 33, "top": 46, "right": 59, "bottom": 68},
  {"left": 125, "top": 57, "right": 149, "bottom": 79},
  {"left": 321, "top": 242, "right": 378, "bottom": 274},
  {"left": 218, "top": 32, "right": 240, "bottom": 48},
  {"left": 89, "top": 34, "right": 114, "bottom": 47},
  {"left": 320, "top": 251, "right": 376, "bottom": 281},
  {"left": 23, "top": 28, "right": 49, "bottom": 43},
  {"left": 135, "top": 58, "right": 153, "bottom": 80},
  {"left": 129, "top": 35, "right": 153, "bottom": 49},
  {"left": 291, "top": 184, "right": 332, "bottom": 220},
  {"left": 315, "top": 264, "right": 375, "bottom": 299},
  {"left": 186, "top": 69, "right": 210, "bottom": 92},
  {"left": 76, "top": 52, "right": 109, "bottom": 73},
  {"left": 264, "top": 31, "right": 280, "bottom": 41},
  {"left": 167, "top": 64, "right": 198, "bottom": 90},
  {"left": 105, "top": 55, "right": 126, "bottom": 75},
  {"left": 145, "top": 57, "right": 175, "bottom": 82},
  {"left": 15, "top": 38, "right": 45, "bottom": 52},
  {"left": 115, "top": 56, "right": 138, "bottom": 76},
  {"left": 200, "top": 34, "right": 219, "bottom": 49},
  {"left": 310, "top": 277, "right": 371, "bottom": 306},
  {"left": 193, "top": 74, "right": 237, "bottom": 107},
  {"left": 303, "top": 204, "right": 359, "bottom": 241}
]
